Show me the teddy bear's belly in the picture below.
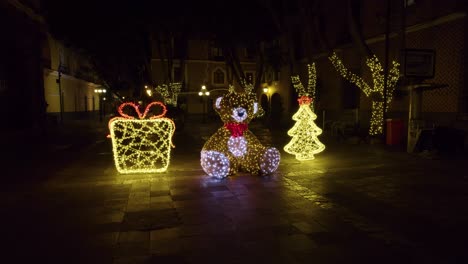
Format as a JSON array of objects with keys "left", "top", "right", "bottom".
[{"left": 228, "top": 136, "right": 247, "bottom": 157}]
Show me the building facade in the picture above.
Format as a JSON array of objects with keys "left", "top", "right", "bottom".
[
  {"left": 42, "top": 35, "right": 104, "bottom": 122},
  {"left": 150, "top": 37, "right": 288, "bottom": 121},
  {"left": 1, "top": 0, "right": 104, "bottom": 131},
  {"left": 291, "top": 0, "right": 467, "bottom": 141}
]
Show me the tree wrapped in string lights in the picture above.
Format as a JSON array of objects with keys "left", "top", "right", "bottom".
[
  {"left": 284, "top": 63, "right": 325, "bottom": 160},
  {"left": 328, "top": 52, "right": 400, "bottom": 136}
]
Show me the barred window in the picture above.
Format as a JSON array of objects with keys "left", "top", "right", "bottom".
[{"left": 213, "top": 69, "right": 225, "bottom": 84}]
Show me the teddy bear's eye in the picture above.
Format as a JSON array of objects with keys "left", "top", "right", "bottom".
[{"left": 232, "top": 107, "right": 247, "bottom": 122}]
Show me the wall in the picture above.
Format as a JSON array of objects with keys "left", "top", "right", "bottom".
[
  {"left": 43, "top": 35, "right": 104, "bottom": 119},
  {"left": 151, "top": 38, "right": 258, "bottom": 115}
]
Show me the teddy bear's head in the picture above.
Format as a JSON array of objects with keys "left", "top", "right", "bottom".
[{"left": 214, "top": 91, "right": 258, "bottom": 124}]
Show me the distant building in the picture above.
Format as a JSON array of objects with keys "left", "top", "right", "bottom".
[
  {"left": 42, "top": 35, "right": 104, "bottom": 122},
  {"left": 150, "top": 36, "right": 285, "bottom": 118},
  {"left": 1, "top": 0, "right": 104, "bottom": 130}
]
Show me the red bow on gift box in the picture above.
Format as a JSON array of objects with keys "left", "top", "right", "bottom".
[
  {"left": 107, "top": 101, "right": 175, "bottom": 147},
  {"left": 225, "top": 123, "right": 248, "bottom": 137},
  {"left": 116, "top": 101, "right": 167, "bottom": 119}
]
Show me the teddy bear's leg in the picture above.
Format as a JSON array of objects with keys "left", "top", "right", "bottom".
[
  {"left": 200, "top": 150, "right": 231, "bottom": 178},
  {"left": 259, "top": 147, "right": 280, "bottom": 174}
]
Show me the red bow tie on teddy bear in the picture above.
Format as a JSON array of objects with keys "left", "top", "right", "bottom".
[{"left": 225, "top": 123, "right": 248, "bottom": 137}]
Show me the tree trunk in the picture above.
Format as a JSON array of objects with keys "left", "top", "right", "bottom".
[{"left": 346, "top": 0, "right": 372, "bottom": 57}]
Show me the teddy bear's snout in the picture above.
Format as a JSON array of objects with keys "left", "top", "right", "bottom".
[{"left": 232, "top": 107, "right": 247, "bottom": 122}]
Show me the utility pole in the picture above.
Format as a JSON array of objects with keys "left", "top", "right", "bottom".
[{"left": 57, "top": 70, "right": 64, "bottom": 124}]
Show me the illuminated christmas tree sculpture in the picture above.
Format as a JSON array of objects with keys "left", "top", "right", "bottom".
[{"left": 284, "top": 63, "right": 325, "bottom": 160}]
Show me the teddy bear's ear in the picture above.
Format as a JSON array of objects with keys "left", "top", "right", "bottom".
[
  {"left": 253, "top": 102, "right": 258, "bottom": 115},
  {"left": 215, "top": 96, "right": 223, "bottom": 109}
]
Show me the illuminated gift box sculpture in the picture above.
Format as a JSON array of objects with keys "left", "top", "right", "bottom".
[{"left": 108, "top": 102, "right": 175, "bottom": 174}]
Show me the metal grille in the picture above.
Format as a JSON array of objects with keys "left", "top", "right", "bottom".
[{"left": 405, "top": 18, "right": 464, "bottom": 113}]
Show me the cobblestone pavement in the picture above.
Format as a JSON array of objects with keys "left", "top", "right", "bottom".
[{"left": 2, "top": 118, "right": 468, "bottom": 263}]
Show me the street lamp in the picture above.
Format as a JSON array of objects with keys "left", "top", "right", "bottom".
[
  {"left": 199, "top": 85, "right": 210, "bottom": 122},
  {"left": 94, "top": 88, "right": 106, "bottom": 122}
]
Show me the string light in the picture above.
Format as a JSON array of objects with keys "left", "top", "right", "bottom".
[
  {"left": 201, "top": 90, "right": 280, "bottom": 178},
  {"left": 155, "top": 82, "right": 182, "bottom": 106},
  {"left": 328, "top": 52, "right": 400, "bottom": 135},
  {"left": 108, "top": 102, "right": 175, "bottom": 174},
  {"left": 285, "top": 63, "right": 325, "bottom": 160}
]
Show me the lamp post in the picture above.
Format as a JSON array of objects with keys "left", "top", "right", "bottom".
[
  {"left": 56, "top": 70, "right": 64, "bottom": 124},
  {"left": 263, "top": 87, "right": 271, "bottom": 124},
  {"left": 94, "top": 88, "right": 106, "bottom": 122},
  {"left": 198, "top": 85, "right": 210, "bottom": 123}
]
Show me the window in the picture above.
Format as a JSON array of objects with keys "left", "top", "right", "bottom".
[
  {"left": 173, "top": 37, "right": 186, "bottom": 59},
  {"left": 245, "top": 72, "right": 254, "bottom": 84},
  {"left": 211, "top": 47, "right": 224, "bottom": 61},
  {"left": 58, "top": 47, "right": 69, "bottom": 73},
  {"left": 405, "top": 0, "right": 415, "bottom": 7},
  {"left": 173, "top": 66, "right": 182, "bottom": 82},
  {"left": 245, "top": 45, "right": 256, "bottom": 59},
  {"left": 213, "top": 68, "right": 225, "bottom": 84}
]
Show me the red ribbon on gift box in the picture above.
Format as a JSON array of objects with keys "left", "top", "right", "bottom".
[
  {"left": 107, "top": 101, "right": 175, "bottom": 146},
  {"left": 116, "top": 101, "right": 168, "bottom": 120}
]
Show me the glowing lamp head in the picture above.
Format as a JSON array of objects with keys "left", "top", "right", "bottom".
[
  {"left": 201, "top": 85, "right": 206, "bottom": 90},
  {"left": 198, "top": 91, "right": 203, "bottom": 96},
  {"left": 263, "top": 87, "right": 269, "bottom": 93},
  {"left": 205, "top": 91, "right": 210, "bottom": 96}
]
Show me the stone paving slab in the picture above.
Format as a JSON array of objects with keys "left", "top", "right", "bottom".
[{"left": 2, "top": 118, "right": 468, "bottom": 263}]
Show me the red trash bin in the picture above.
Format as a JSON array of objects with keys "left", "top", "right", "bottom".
[{"left": 386, "top": 119, "right": 404, "bottom": 145}]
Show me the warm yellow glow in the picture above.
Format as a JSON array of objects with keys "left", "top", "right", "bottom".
[
  {"left": 329, "top": 52, "right": 400, "bottom": 135},
  {"left": 155, "top": 83, "right": 182, "bottom": 106},
  {"left": 205, "top": 91, "right": 210, "bottom": 96},
  {"left": 284, "top": 101, "right": 325, "bottom": 160},
  {"left": 146, "top": 89, "right": 152, "bottom": 96},
  {"left": 201, "top": 90, "right": 280, "bottom": 178},
  {"left": 108, "top": 102, "right": 175, "bottom": 174},
  {"left": 263, "top": 87, "right": 269, "bottom": 93},
  {"left": 286, "top": 63, "right": 325, "bottom": 160},
  {"left": 198, "top": 91, "right": 203, "bottom": 96},
  {"left": 202, "top": 85, "right": 206, "bottom": 90},
  {"left": 291, "top": 63, "right": 316, "bottom": 97},
  {"left": 95, "top": 89, "right": 106, "bottom": 94}
]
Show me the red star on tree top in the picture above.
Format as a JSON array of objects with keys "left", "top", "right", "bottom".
[{"left": 297, "top": 96, "right": 313, "bottom": 105}]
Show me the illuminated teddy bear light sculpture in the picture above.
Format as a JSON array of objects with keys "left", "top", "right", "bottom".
[{"left": 200, "top": 87, "right": 280, "bottom": 178}]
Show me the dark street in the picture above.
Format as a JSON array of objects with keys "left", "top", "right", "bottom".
[
  {"left": 2, "top": 0, "right": 468, "bottom": 263},
  {"left": 2, "top": 118, "right": 468, "bottom": 264}
]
